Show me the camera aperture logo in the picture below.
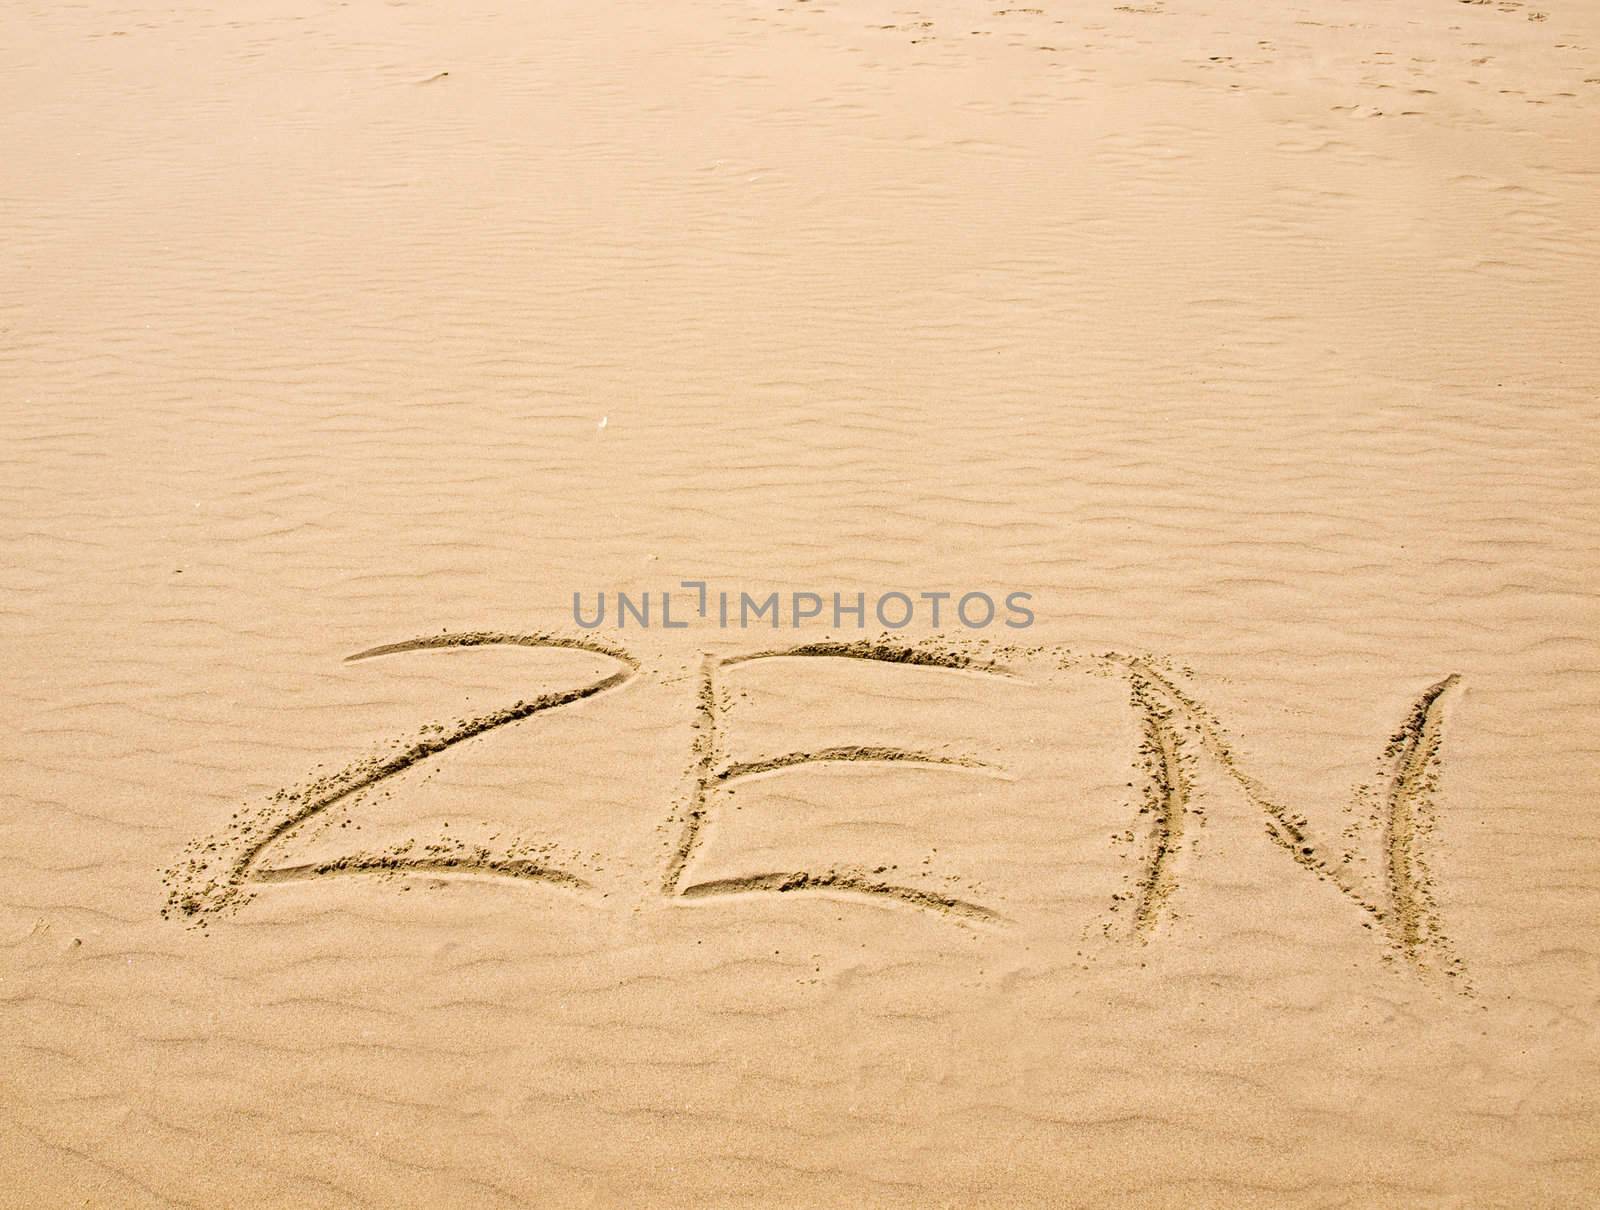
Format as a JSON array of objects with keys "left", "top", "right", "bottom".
[{"left": 573, "top": 581, "right": 1035, "bottom": 630}]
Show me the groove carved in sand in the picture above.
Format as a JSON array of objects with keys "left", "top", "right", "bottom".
[
  {"left": 1105, "top": 654, "right": 1465, "bottom": 974},
  {"left": 1381, "top": 675, "right": 1460, "bottom": 959},
  {"left": 661, "top": 641, "right": 1010, "bottom": 924},
  {"left": 162, "top": 632, "right": 635, "bottom": 921},
  {"left": 1128, "top": 673, "right": 1189, "bottom": 935}
]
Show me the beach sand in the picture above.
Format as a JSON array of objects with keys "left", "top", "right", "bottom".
[{"left": 3, "top": 0, "right": 1599, "bottom": 1204}]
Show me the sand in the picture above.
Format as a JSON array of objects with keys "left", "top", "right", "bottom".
[{"left": 3, "top": 0, "right": 1599, "bottom": 1204}]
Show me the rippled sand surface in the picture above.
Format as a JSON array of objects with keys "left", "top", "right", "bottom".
[{"left": 4, "top": 0, "right": 1599, "bottom": 1204}]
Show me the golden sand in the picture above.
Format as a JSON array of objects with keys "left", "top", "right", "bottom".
[{"left": 4, "top": 0, "right": 1599, "bottom": 1204}]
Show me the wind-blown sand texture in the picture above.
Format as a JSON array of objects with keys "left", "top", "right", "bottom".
[{"left": 4, "top": 0, "right": 1600, "bottom": 1205}]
